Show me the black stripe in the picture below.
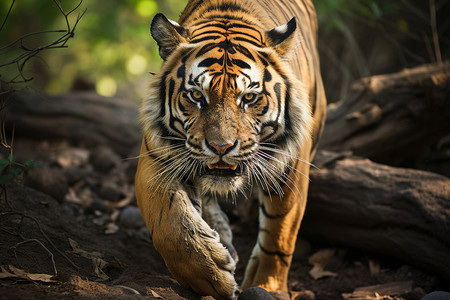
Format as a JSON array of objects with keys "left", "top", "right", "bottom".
[
  {"left": 233, "top": 59, "right": 250, "bottom": 69},
  {"left": 144, "top": 136, "right": 158, "bottom": 159},
  {"left": 233, "top": 36, "right": 262, "bottom": 47},
  {"left": 235, "top": 44, "right": 255, "bottom": 61},
  {"left": 168, "top": 79, "right": 175, "bottom": 103},
  {"left": 159, "top": 71, "right": 170, "bottom": 118},
  {"left": 177, "top": 64, "right": 185, "bottom": 79},
  {"left": 264, "top": 69, "right": 272, "bottom": 82},
  {"left": 203, "top": 14, "right": 244, "bottom": 21},
  {"left": 190, "top": 35, "right": 221, "bottom": 43},
  {"left": 260, "top": 82, "right": 282, "bottom": 141},
  {"left": 169, "top": 193, "right": 175, "bottom": 210},
  {"left": 191, "top": 30, "right": 225, "bottom": 40},
  {"left": 198, "top": 57, "right": 222, "bottom": 68},
  {"left": 205, "top": 3, "right": 249, "bottom": 13},
  {"left": 258, "top": 242, "right": 291, "bottom": 266},
  {"left": 260, "top": 204, "right": 288, "bottom": 219},
  {"left": 283, "top": 80, "right": 292, "bottom": 132},
  {"left": 187, "top": 140, "right": 202, "bottom": 151},
  {"left": 195, "top": 43, "right": 219, "bottom": 57}
]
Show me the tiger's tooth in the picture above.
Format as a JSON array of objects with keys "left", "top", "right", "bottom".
[{"left": 230, "top": 165, "right": 237, "bottom": 170}]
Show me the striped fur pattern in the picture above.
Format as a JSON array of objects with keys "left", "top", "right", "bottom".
[{"left": 135, "top": 0, "right": 326, "bottom": 299}]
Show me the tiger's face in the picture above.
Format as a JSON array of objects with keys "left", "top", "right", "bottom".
[{"left": 142, "top": 16, "right": 311, "bottom": 196}]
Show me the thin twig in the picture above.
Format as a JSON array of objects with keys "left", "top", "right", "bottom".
[
  {"left": 429, "top": 0, "right": 442, "bottom": 64},
  {"left": 0, "top": 212, "right": 80, "bottom": 271},
  {"left": 12, "top": 238, "right": 58, "bottom": 276},
  {"left": 0, "top": 0, "right": 15, "bottom": 33},
  {"left": 0, "top": 0, "right": 85, "bottom": 85}
]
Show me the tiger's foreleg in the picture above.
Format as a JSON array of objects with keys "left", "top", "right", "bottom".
[
  {"left": 202, "top": 196, "right": 238, "bottom": 263},
  {"left": 241, "top": 157, "right": 311, "bottom": 292},
  {"left": 135, "top": 141, "right": 237, "bottom": 300}
]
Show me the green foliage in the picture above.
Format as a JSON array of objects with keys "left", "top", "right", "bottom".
[
  {"left": 0, "top": 155, "right": 40, "bottom": 184},
  {"left": 314, "top": 0, "right": 403, "bottom": 32},
  {"left": 0, "top": 0, "right": 187, "bottom": 97}
]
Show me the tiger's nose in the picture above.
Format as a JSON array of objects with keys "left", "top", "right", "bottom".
[{"left": 207, "top": 140, "right": 237, "bottom": 155}]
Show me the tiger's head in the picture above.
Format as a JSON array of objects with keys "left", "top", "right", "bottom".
[{"left": 141, "top": 13, "right": 312, "bottom": 197}]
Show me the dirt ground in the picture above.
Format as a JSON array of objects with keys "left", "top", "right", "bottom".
[{"left": 0, "top": 138, "right": 448, "bottom": 300}]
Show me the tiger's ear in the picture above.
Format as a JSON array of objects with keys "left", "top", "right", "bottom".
[
  {"left": 151, "top": 13, "right": 187, "bottom": 60},
  {"left": 265, "top": 17, "right": 297, "bottom": 57}
]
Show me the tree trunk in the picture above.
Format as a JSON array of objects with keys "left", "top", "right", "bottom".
[
  {"left": 4, "top": 91, "right": 140, "bottom": 157},
  {"left": 303, "top": 150, "right": 450, "bottom": 281},
  {"left": 319, "top": 62, "right": 450, "bottom": 165}
]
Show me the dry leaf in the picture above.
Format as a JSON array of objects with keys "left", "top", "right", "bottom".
[
  {"left": 0, "top": 266, "right": 19, "bottom": 279},
  {"left": 150, "top": 289, "right": 163, "bottom": 299},
  {"left": 104, "top": 222, "right": 119, "bottom": 235},
  {"left": 69, "top": 238, "right": 103, "bottom": 259},
  {"left": 93, "top": 258, "right": 109, "bottom": 281},
  {"left": 308, "top": 249, "right": 338, "bottom": 280},
  {"left": 0, "top": 265, "right": 54, "bottom": 282}
]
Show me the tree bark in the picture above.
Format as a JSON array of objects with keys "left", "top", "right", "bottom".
[
  {"left": 303, "top": 150, "right": 450, "bottom": 281},
  {"left": 4, "top": 91, "right": 140, "bottom": 157},
  {"left": 319, "top": 61, "right": 450, "bottom": 165}
]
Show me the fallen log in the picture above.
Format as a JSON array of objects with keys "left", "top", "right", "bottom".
[
  {"left": 303, "top": 150, "right": 450, "bottom": 281},
  {"left": 4, "top": 91, "right": 140, "bottom": 157},
  {"left": 319, "top": 62, "right": 450, "bottom": 165}
]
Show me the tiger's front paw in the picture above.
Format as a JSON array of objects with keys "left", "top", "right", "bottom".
[
  {"left": 151, "top": 192, "right": 237, "bottom": 299},
  {"left": 166, "top": 227, "right": 237, "bottom": 300}
]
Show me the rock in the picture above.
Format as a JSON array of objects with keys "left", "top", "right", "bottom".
[
  {"left": 238, "top": 287, "right": 275, "bottom": 300},
  {"left": 25, "top": 166, "right": 68, "bottom": 202},
  {"left": 89, "top": 146, "right": 120, "bottom": 173},
  {"left": 98, "top": 180, "right": 123, "bottom": 202},
  {"left": 65, "top": 166, "right": 90, "bottom": 185},
  {"left": 84, "top": 198, "right": 109, "bottom": 215},
  {"left": 118, "top": 206, "right": 146, "bottom": 229},
  {"left": 421, "top": 291, "right": 450, "bottom": 300}
]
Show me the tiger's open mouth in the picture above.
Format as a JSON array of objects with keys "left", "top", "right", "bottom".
[{"left": 204, "top": 162, "right": 242, "bottom": 177}]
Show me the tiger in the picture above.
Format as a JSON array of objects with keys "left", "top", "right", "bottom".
[{"left": 135, "top": 0, "right": 326, "bottom": 299}]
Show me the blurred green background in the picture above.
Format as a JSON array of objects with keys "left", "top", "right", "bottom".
[{"left": 0, "top": 0, "right": 448, "bottom": 102}]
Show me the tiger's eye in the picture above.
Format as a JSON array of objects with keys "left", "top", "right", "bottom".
[
  {"left": 191, "top": 90, "right": 203, "bottom": 100},
  {"left": 243, "top": 93, "right": 257, "bottom": 103}
]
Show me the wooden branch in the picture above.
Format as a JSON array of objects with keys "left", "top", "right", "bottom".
[
  {"left": 4, "top": 91, "right": 140, "bottom": 157},
  {"left": 319, "top": 61, "right": 450, "bottom": 164},
  {"left": 303, "top": 150, "right": 450, "bottom": 281}
]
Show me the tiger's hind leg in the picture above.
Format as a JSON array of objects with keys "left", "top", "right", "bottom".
[{"left": 241, "top": 159, "right": 311, "bottom": 292}]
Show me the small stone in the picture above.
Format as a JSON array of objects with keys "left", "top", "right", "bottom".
[
  {"left": 118, "top": 206, "right": 146, "bottom": 229},
  {"left": 85, "top": 198, "right": 109, "bottom": 215},
  {"left": 65, "top": 166, "right": 89, "bottom": 185},
  {"left": 238, "top": 287, "right": 275, "bottom": 300},
  {"left": 421, "top": 291, "right": 450, "bottom": 300},
  {"left": 25, "top": 166, "right": 68, "bottom": 202},
  {"left": 98, "top": 181, "right": 123, "bottom": 202},
  {"left": 89, "top": 146, "right": 121, "bottom": 173}
]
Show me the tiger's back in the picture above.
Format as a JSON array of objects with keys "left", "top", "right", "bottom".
[{"left": 135, "top": 0, "right": 326, "bottom": 299}]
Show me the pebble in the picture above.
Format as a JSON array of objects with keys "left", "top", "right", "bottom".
[
  {"left": 421, "top": 291, "right": 450, "bottom": 300},
  {"left": 84, "top": 198, "right": 109, "bottom": 215},
  {"left": 89, "top": 146, "right": 121, "bottom": 173},
  {"left": 65, "top": 166, "right": 89, "bottom": 185},
  {"left": 118, "top": 206, "right": 146, "bottom": 229},
  {"left": 98, "top": 181, "right": 123, "bottom": 202},
  {"left": 25, "top": 166, "right": 68, "bottom": 202},
  {"left": 238, "top": 287, "right": 275, "bottom": 300}
]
